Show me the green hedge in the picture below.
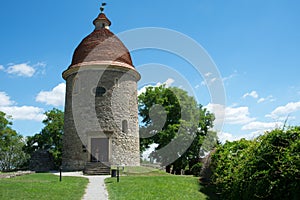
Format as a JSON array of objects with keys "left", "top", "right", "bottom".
[{"left": 211, "top": 127, "right": 300, "bottom": 200}]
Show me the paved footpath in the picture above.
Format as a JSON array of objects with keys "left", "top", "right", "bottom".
[{"left": 53, "top": 171, "right": 110, "bottom": 200}]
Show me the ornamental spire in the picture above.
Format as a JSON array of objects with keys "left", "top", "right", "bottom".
[{"left": 93, "top": 2, "right": 111, "bottom": 30}]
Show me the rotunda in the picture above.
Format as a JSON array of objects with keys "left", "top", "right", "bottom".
[{"left": 62, "top": 7, "right": 140, "bottom": 172}]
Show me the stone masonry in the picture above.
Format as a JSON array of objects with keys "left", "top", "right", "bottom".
[{"left": 61, "top": 11, "right": 140, "bottom": 171}]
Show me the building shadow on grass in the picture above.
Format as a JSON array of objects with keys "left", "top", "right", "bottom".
[{"left": 199, "top": 183, "right": 220, "bottom": 200}]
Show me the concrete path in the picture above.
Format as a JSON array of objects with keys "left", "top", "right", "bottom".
[{"left": 52, "top": 171, "right": 110, "bottom": 200}]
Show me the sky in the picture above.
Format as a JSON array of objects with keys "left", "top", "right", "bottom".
[{"left": 1, "top": 0, "right": 300, "bottom": 143}]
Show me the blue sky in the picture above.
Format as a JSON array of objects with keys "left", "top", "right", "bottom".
[{"left": 0, "top": 0, "right": 300, "bottom": 142}]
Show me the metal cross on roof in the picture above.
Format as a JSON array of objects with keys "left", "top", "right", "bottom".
[{"left": 100, "top": 2, "right": 107, "bottom": 13}]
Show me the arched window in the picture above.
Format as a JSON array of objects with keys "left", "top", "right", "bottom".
[
  {"left": 122, "top": 120, "right": 128, "bottom": 133},
  {"left": 115, "top": 78, "right": 119, "bottom": 87},
  {"left": 73, "top": 77, "right": 80, "bottom": 94}
]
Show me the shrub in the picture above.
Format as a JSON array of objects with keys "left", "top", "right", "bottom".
[
  {"left": 211, "top": 127, "right": 300, "bottom": 200},
  {"left": 190, "top": 162, "right": 202, "bottom": 177}
]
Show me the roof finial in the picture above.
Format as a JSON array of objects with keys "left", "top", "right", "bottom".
[
  {"left": 93, "top": 2, "right": 111, "bottom": 30},
  {"left": 100, "top": 2, "right": 107, "bottom": 13}
]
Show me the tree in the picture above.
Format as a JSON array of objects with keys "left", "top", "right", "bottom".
[
  {"left": 138, "top": 85, "right": 216, "bottom": 174},
  {"left": 25, "top": 108, "right": 64, "bottom": 168},
  {"left": 0, "top": 111, "right": 29, "bottom": 171}
]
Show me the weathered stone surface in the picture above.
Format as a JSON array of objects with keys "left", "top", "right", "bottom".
[
  {"left": 62, "top": 66, "right": 140, "bottom": 171},
  {"left": 62, "top": 12, "right": 140, "bottom": 171}
]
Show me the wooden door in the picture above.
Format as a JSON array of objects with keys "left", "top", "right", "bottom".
[{"left": 91, "top": 138, "right": 109, "bottom": 162}]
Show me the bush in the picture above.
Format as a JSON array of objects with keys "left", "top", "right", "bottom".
[
  {"left": 190, "top": 162, "right": 202, "bottom": 177},
  {"left": 211, "top": 127, "right": 300, "bottom": 200}
]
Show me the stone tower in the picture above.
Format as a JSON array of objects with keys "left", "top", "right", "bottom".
[{"left": 61, "top": 8, "right": 140, "bottom": 171}]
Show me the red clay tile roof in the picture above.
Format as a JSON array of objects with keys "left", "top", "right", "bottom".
[{"left": 69, "top": 28, "right": 133, "bottom": 68}]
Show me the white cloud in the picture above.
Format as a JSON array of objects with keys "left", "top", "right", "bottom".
[
  {"left": 0, "top": 92, "right": 14, "bottom": 106},
  {"left": 33, "top": 62, "right": 47, "bottom": 75},
  {"left": 210, "top": 77, "right": 217, "bottom": 83},
  {"left": 266, "top": 101, "right": 300, "bottom": 119},
  {"left": 138, "top": 78, "right": 174, "bottom": 95},
  {"left": 218, "top": 129, "right": 272, "bottom": 143},
  {"left": 237, "top": 121, "right": 284, "bottom": 141},
  {"left": 142, "top": 143, "right": 158, "bottom": 160},
  {"left": 0, "top": 106, "right": 45, "bottom": 121},
  {"left": 206, "top": 103, "right": 255, "bottom": 126},
  {"left": 225, "top": 106, "right": 256, "bottom": 124},
  {"left": 33, "top": 62, "right": 46, "bottom": 68},
  {"left": 6, "top": 63, "right": 36, "bottom": 77},
  {"left": 36, "top": 83, "right": 66, "bottom": 106},
  {"left": 217, "top": 130, "right": 257, "bottom": 143},
  {"left": 0, "top": 92, "right": 45, "bottom": 121},
  {"left": 202, "top": 71, "right": 237, "bottom": 87},
  {"left": 237, "top": 130, "right": 265, "bottom": 141},
  {"left": 138, "top": 85, "right": 148, "bottom": 96},
  {"left": 205, "top": 104, "right": 225, "bottom": 126},
  {"left": 3, "top": 62, "right": 46, "bottom": 77},
  {"left": 201, "top": 77, "right": 219, "bottom": 86},
  {"left": 164, "top": 78, "right": 175, "bottom": 87},
  {"left": 217, "top": 121, "right": 283, "bottom": 144},
  {"left": 243, "top": 91, "right": 275, "bottom": 103},
  {"left": 257, "top": 95, "right": 275, "bottom": 103},
  {"left": 153, "top": 78, "right": 174, "bottom": 88},
  {"left": 257, "top": 98, "right": 266, "bottom": 103},
  {"left": 243, "top": 91, "right": 258, "bottom": 99},
  {"left": 217, "top": 130, "right": 265, "bottom": 143},
  {"left": 218, "top": 132, "right": 235, "bottom": 143},
  {"left": 222, "top": 71, "right": 238, "bottom": 82},
  {"left": 204, "top": 72, "right": 212, "bottom": 77},
  {"left": 242, "top": 121, "right": 283, "bottom": 131}
]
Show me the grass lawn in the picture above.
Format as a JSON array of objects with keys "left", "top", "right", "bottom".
[
  {"left": 0, "top": 173, "right": 88, "bottom": 200},
  {"left": 105, "top": 167, "right": 210, "bottom": 200}
]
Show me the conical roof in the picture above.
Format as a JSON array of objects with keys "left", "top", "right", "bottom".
[{"left": 68, "top": 13, "right": 133, "bottom": 69}]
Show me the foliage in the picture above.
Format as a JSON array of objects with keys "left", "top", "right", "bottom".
[
  {"left": 211, "top": 127, "right": 300, "bottom": 199},
  {"left": 190, "top": 162, "right": 203, "bottom": 177},
  {"left": 24, "top": 108, "right": 64, "bottom": 168},
  {"left": 0, "top": 111, "right": 29, "bottom": 171},
  {"left": 138, "top": 85, "right": 216, "bottom": 175},
  {"left": 105, "top": 175, "right": 208, "bottom": 200},
  {"left": 0, "top": 173, "right": 88, "bottom": 200}
]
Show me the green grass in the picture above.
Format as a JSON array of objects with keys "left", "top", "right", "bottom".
[
  {"left": 0, "top": 173, "right": 89, "bottom": 200},
  {"left": 117, "top": 166, "right": 167, "bottom": 176},
  {"left": 105, "top": 167, "right": 209, "bottom": 200}
]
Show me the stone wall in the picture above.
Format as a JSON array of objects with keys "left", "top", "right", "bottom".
[{"left": 62, "top": 65, "right": 140, "bottom": 171}]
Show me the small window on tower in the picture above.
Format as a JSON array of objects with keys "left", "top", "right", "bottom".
[
  {"left": 82, "top": 145, "right": 87, "bottom": 152},
  {"left": 73, "top": 78, "right": 80, "bottom": 94},
  {"left": 93, "top": 86, "right": 106, "bottom": 97},
  {"left": 115, "top": 78, "right": 119, "bottom": 87},
  {"left": 122, "top": 120, "right": 128, "bottom": 133}
]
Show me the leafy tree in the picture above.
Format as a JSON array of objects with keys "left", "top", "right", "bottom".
[
  {"left": 0, "top": 111, "right": 29, "bottom": 171},
  {"left": 138, "top": 85, "right": 216, "bottom": 174},
  {"left": 24, "top": 108, "right": 64, "bottom": 168}
]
